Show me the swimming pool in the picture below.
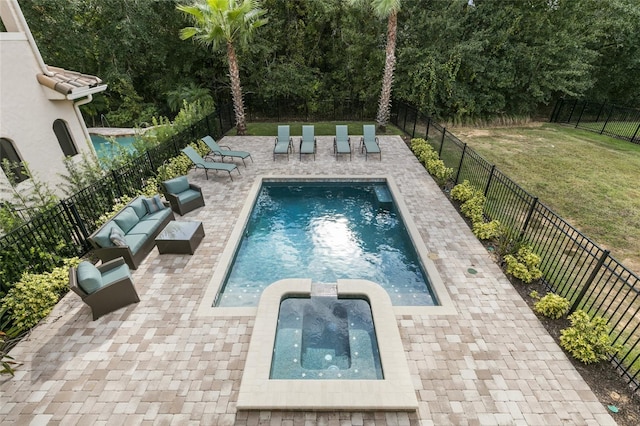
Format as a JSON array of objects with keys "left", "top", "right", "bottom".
[
  {"left": 216, "top": 181, "right": 438, "bottom": 307},
  {"left": 90, "top": 134, "right": 137, "bottom": 160}
]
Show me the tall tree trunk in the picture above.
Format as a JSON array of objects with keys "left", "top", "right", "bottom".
[
  {"left": 376, "top": 10, "right": 397, "bottom": 133},
  {"left": 227, "top": 41, "right": 247, "bottom": 135}
]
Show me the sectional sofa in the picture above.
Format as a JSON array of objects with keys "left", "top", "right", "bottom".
[{"left": 88, "top": 195, "right": 175, "bottom": 269}]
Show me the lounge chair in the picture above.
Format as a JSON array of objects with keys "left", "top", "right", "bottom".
[
  {"left": 299, "top": 125, "right": 317, "bottom": 160},
  {"left": 333, "top": 125, "right": 351, "bottom": 160},
  {"left": 201, "top": 135, "right": 252, "bottom": 167},
  {"left": 70, "top": 258, "right": 140, "bottom": 320},
  {"left": 274, "top": 125, "right": 294, "bottom": 160},
  {"left": 360, "top": 124, "right": 381, "bottom": 161},
  {"left": 162, "top": 175, "right": 205, "bottom": 216},
  {"left": 181, "top": 146, "right": 240, "bottom": 181}
]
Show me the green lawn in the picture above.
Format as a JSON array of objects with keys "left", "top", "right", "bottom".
[
  {"left": 451, "top": 122, "right": 640, "bottom": 272},
  {"left": 228, "top": 121, "right": 405, "bottom": 137}
]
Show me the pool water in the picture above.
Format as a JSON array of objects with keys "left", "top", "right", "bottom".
[
  {"left": 216, "top": 182, "right": 437, "bottom": 307},
  {"left": 90, "top": 134, "right": 137, "bottom": 160},
  {"left": 270, "top": 296, "right": 383, "bottom": 380}
]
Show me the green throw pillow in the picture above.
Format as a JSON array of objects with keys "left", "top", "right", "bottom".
[{"left": 113, "top": 207, "right": 139, "bottom": 234}]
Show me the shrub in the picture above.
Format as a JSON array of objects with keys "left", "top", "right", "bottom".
[
  {"left": 425, "top": 158, "right": 453, "bottom": 187},
  {"left": 451, "top": 180, "right": 476, "bottom": 203},
  {"left": 95, "top": 196, "right": 133, "bottom": 228},
  {"left": 534, "top": 293, "right": 570, "bottom": 319},
  {"left": 473, "top": 219, "right": 501, "bottom": 240},
  {"left": 560, "top": 310, "right": 621, "bottom": 364},
  {"left": 410, "top": 138, "right": 452, "bottom": 187},
  {"left": 503, "top": 245, "right": 542, "bottom": 283},
  {"left": 0, "top": 258, "right": 80, "bottom": 338},
  {"left": 460, "top": 193, "right": 486, "bottom": 223}
]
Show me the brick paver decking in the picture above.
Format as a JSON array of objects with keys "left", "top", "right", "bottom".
[{"left": 0, "top": 135, "right": 616, "bottom": 425}]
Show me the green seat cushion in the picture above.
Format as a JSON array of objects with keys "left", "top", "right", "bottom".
[
  {"left": 140, "top": 207, "right": 171, "bottom": 222},
  {"left": 128, "top": 219, "right": 160, "bottom": 236},
  {"left": 76, "top": 261, "right": 103, "bottom": 294},
  {"left": 163, "top": 176, "right": 189, "bottom": 194},
  {"left": 123, "top": 234, "right": 147, "bottom": 254},
  {"left": 100, "top": 263, "right": 131, "bottom": 285},
  {"left": 129, "top": 197, "right": 148, "bottom": 219},
  {"left": 114, "top": 207, "right": 140, "bottom": 233},
  {"left": 92, "top": 222, "right": 122, "bottom": 248},
  {"left": 177, "top": 188, "right": 202, "bottom": 204}
]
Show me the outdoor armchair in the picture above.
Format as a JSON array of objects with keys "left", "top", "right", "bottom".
[
  {"left": 162, "top": 175, "right": 205, "bottom": 216},
  {"left": 70, "top": 258, "right": 140, "bottom": 320},
  {"left": 201, "top": 135, "right": 252, "bottom": 166}
]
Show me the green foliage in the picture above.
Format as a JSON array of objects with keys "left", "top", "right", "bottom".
[
  {"left": 450, "top": 180, "right": 476, "bottom": 203},
  {"left": 560, "top": 310, "right": 622, "bottom": 364},
  {"left": 534, "top": 293, "right": 570, "bottom": 319},
  {"left": 460, "top": 193, "right": 485, "bottom": 224},
  {"left": 156, "top": 140, "right": 208, "bottom": 184},
  {"left": 473, "top": 219, "right": 501, "bottom": 241},
  {"left": 166, "top": 83, "right": 214, "bottom": 113},
  {"left": 0, "top": 258, "right": 80, "bottom": 338},
  {"left": 59, "top": 152, "right": 106, "bottom": 196},
  {"left": 503, "top": 245, "right": 543, "bottom": 283},
  {"left": 409, "top": 138, "right": 452, "bottom": 187},
  {"left": 95, "top": 196, "right": 134, "bottom": 228},
  {"left": 0, "top": 331, "right": 16, "bottom": 376}
]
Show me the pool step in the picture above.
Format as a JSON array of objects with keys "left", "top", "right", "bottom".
[
  {"left": 311, "top": 283, "right": 337, "bottom": 297},
  {"left": 374, "top": 186, "right": 393, "bottom": 205}
]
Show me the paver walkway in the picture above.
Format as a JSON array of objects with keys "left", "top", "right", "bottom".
[{"left": 0, "top": 135, "right": 616, "bottom": 425}]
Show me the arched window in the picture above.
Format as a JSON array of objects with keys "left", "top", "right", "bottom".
[
  {"left": 53, "top": 119, "right": 78, "bottom": 157},
  {"left": 0, "top": 138, "right": 28, "bottom": 183}
]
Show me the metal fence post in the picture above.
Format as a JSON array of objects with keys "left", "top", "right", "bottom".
[
  {"left": 569, "top": 250, "right": 610, "bottom": 314},
  {"left": 519, "top": 197, "right": 539, "bottom": 239},
  {"left": 601, "top": 106, "right": 614, "bottom": 134},
  {"left": 631, "top": 122, "right": 640, "bottom": 144},
  {"left": 439, "top": 128, "right": 446, "bottom": 156},
  {"left": 454, "top": 144, "right": 467, "bottom": 185},
  {"left": 111, "top": 170, "right": 124, "bottom": 198},
  {"left": 425, "top": 116, "right": 431, "bottom": 140},
  {"left": 575, "top": 102, "right": 587, "bottom": 128},
  {"left": 484, "top": 165, "right": 496, "bottom": 196},
  {"left": 61, "top": 199, "right": 91, "bottom": 253}
]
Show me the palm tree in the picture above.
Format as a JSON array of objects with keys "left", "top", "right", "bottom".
[
  {"left": 350, "top": 0, "right": 401, "bottom": 132},
  {"left": 177, "top": 0, "right": 267, "bottom": 135}
]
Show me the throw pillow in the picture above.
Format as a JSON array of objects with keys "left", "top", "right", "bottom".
[
  {"left": 113, "top": 207, "right": 139, "bottom": 233},
  {"left": 163, "top": 175, "right": 189, "bottom": 194},
  {"left": 76, "top": 261, "right": 103, "bottom": 294},
  {"left": 143, "top": 195, "right": 164, "bottom": 214},
  {"left": 110, "top": 227, "right": 126, "bottom": 246}
]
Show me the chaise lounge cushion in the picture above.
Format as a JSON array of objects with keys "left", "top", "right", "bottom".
[
  {"left": 114, "top": 207, "right": 140, "bottom": 233},
  {"left": 76, "top": 261, "right": 103, "bottom": 294}
]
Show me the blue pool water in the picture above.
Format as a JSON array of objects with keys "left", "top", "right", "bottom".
[
  {"left": 270, "top": 296, "right": 383, "bottom": 380},
  {"left": 216, "top": 182, "right": 437, "bottom": 307},
  {"left": 90, "top": 134, "right": 137, "bottom": 160}
]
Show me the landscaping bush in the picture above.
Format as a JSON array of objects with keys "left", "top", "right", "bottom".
[
  {"left": 472, "top": 219, "right": 501, "bottom": 240},
  {"left": 533, "top": 293, "right": 570, "bottom": 319},
  {"left": 0, "top": 258, "right": 80, "bottom": 338},
  {"left": 410, "top": 138, "right": 452, "bottom": 187},
  {"left": 560, "top": 310, "right": 621, "bottom": 364},
  {"left": 450, "top": 179, "right": 476, "bottom": 203},
  {"left": 503, "top": 245, "right": 542, "bottom": 283}
]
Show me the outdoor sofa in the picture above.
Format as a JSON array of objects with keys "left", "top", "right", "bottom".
[{"left": 88, "top": 195, "right": 175, "bottom": 269}]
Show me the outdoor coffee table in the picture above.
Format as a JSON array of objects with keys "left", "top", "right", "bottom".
[{"left": 155, "top": 221, "right": 205, "bottom": 255}]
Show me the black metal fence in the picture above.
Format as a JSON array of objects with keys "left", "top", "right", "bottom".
[
  {"left": 550, "top": 99, "right": 640, "bottom": 144},
  {"left": 393, "top": 100, "right": 640, "bottom": 393},
  {"left": 0, "top": 110, "right": 232, "bottom": 291}
]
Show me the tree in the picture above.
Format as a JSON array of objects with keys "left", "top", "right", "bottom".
[
  {"left": 349, "top": 0, "right": 401, "bottom": 132},
  {"left": 177, "top": 0, "right": 268, "bottom": 135}
]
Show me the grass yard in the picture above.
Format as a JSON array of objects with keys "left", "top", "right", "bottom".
[{"left": 451, "top": 122, "right": 640, "bottom": 273}]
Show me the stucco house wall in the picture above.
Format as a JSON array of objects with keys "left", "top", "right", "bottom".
[{"left": 0, "top": 0, "right": 106, "bottom": 201}]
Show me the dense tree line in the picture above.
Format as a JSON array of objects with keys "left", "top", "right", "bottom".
[{"left": 19, "top": 0, "right": 640, "bottom": 126}]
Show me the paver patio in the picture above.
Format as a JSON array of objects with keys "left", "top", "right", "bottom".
[{"left": 0, "top": 135, "right": 616, "bottom": 425}]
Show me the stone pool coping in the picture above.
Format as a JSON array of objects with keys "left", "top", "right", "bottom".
[
  {"left": 236, "top": 278, "right": 418, "bottom": 410},
  {"left": 196, "top": 175, "right": 457, "bottom": 318}
]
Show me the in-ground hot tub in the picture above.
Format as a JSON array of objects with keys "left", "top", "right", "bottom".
[
  {"left": 271, "top": 296, "right": 383, "bottom": 380},
  {"left": 237, "top": 279, "right": 418, "bottom": 411}
]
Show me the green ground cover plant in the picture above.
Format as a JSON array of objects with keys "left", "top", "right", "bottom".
[{"left": 452, "top": 122, "right": 640, "bottom": 273}]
